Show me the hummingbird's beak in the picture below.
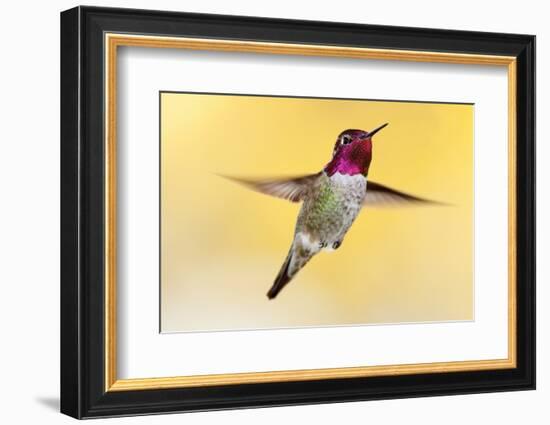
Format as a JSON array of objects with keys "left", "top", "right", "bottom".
[{"left": 367, "top": 122, "right": 389, "bottom": 138}]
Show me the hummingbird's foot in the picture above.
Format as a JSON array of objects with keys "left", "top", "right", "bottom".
[
  {"left": 332, "top": 241, "right": 342, "bottom": 250},
  {"left": 319, "top": 241, "right": 328, "bottom": 249}
]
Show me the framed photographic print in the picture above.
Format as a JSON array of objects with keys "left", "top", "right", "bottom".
[{"left": 60, "top": 6, "right": 535, "bottom": 419}]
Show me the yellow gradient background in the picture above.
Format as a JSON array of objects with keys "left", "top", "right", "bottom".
[{"left": 160, "top": 92, "right": 473, "bottom": 333}]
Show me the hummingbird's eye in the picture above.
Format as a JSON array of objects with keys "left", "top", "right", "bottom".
[{"left": 342, "top": 135, "right": 352, "bottom": 145}]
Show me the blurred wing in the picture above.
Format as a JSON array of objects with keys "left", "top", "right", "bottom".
[
  {"left": 219, "top": 173, "right": 321, "bottom": 203},
  {"left": 364, "top": 181, "right": 444, "bottom": 207}
]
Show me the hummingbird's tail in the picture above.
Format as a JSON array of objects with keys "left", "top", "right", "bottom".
[
  {"left": 267, "top": 239, "right": 315, "bottom": 300},
  {"left": 267, "top": 250, "right": 293, "bottom": 300}
]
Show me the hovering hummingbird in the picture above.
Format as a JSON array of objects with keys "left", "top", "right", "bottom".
[{"left": 223, "top": 123, "right": 439, "bottom": 299}]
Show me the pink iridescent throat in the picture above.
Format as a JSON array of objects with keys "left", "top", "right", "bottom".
[{"left": 324, "top": 138, "right": 372, "bottom": 177}]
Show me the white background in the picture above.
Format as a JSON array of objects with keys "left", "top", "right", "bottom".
[
  {"left": 119, "top": 48, "right": 508, "bottom": 378},
  {"left": 0, "top": 0, "right": 545, "bottom": 424}
]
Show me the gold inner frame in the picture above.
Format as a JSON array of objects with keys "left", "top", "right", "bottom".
[{"left": 104, "top": 33, "right": 517, "bottom": 392}]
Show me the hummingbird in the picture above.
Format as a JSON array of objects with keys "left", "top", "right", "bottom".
[{"left": 222, "top": 123, "right": 439, "bottom": 299}]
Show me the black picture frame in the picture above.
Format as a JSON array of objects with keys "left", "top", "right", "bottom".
[{"left": 61, "top": 5, "right": 535, "bottom": 419}]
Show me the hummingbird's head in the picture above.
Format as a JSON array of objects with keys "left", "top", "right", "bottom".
[{"left": 324, "top": 123, "right": 388, "bottom": 177}]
